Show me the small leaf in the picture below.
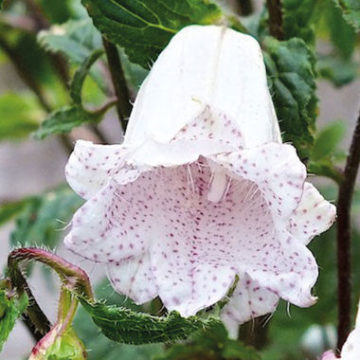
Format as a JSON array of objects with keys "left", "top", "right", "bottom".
[
  {"left": 34, "top": 105, "right": 103, "bottom": 139},
  {"left": 332, "top": 0, "right": 360, "bottom": 32},
  {"left": 263, "top": 37, "right": 317, "bottom": 158},
  {"left": 0, "top": 92, "right": 44, "bottom": 141},
  {"left": 11, "top": 186, "right": 83, "bottom": 249},
  {"left": 81, "top": 0, "right": 223, "bottom": 68},
  {"left": 70, "top": 49, "right": 104, "bottom": 105},
  {"left": 312, "top": 121, "right": 346, "bottom": 161},
  {"left": 80, "top": 298, "right": 221, "bottom": 345},
  {"left": 0, "top": 289, "right": 28, "bottom": 352}
]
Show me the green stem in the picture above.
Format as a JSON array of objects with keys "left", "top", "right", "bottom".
[
  {"left": 102, "top": 37, "right": 132, "bottom": 133},
  {"left": 7, "top": 248, "right": 94, "bottom": 340}
]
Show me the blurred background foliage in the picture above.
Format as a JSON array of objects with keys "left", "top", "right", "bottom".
[{"left": 0, "top": 0, "right": 359, "bottom": 359}]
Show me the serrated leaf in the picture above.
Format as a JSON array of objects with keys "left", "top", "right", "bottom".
[
  {"left": 80, "top": 298, "right": 221, "bottom": 345},
  {"left": 74, "top": 279, "right": 164, "bottom": 360},
  {"left": 37, "top": 19, "right": 107, "bottom": 93},
  {"left": 81, "top": 0, "right": 223, "bottom": 68},
  {"left": 282, "top": 0, "right": 321, "bottom": 45},
  {"left": 70, "top": 49, "right": 104, "bottom": 105},
  {"left": 333, "top": 0, "right": 360, "bottom": 31},
  {"left": 312, "top": 121, "right": 346, "bottom": 161},
  {"left": 0, "top": 92, "right": 44, "bottom": 141},
  {"left": 263, "top": 37, "right": 317, "bottom": 158},
  {"left": 10, "top": 186, "right": 83, "bottom": 249},
  {"left": 0, "top": 289, "right": 28, "bottom": 352},
  {"left": 34, "top": 105, "right": 103, "bottom": 139},
  {"left": 156, "top": 322, "right": 260, "bottom": 360},
  {"left": 38, "top": 19, "right": 102, "bottom": 65},
  {"left": 325, "top": 1, "right": 356, "bottom": 59}
]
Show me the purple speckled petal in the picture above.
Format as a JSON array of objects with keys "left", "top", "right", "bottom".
[
  {"left": 221, "top": 274, "right": 279, "bottom": 329},
  {"left": 289, "top": 182, "right": 336, "bottom": 245}
]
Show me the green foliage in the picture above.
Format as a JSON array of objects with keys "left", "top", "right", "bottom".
[
  {"left": 34, "top": 105, "right": 103, "bottom": 139},
  {"left": 312, "top": 121, "right": 346, "bottom": 161},
  {"left": 81, "top": 0, "right": 223, "bottom": 68},
  {"left": 70, "top": 49, "right": 104, "bottom": 104},
  {"left": 0, "top": 199, "right": 31, "bottom": 227},
  {"left": 317, "top": 55, "right": 359, "bottom": 86},
  {"left": 263, "top": 37, "right": 317, "bottom": 158},
  {"left": 0, "top": 289, "right": 28, "bottom": 352},
  {"left": 80, "top": 298, "right": 221, "bottom": 345},
  {"left": 10, "top": 186, "right": 83, "bottom": 249},
  {"left": 0, "top": 92, "right": 44, "bottom": 141},
  {"left": 156, "top": 322, "right": 260, "bottom": 360},
  {"left": 333, "top": 0, "right": 360, "bottom": 31},
  {"left": 38, "top": 327, "right": 87, "bottom": 360},
  {"left": 325, "top": 1, "right": 356, "bottom": 60},
  {"left": 282, "top": 0, "right": 321, "bottom": 45},
  {"left": 74, "top": 279, "right": 164, "bottom": 360}
]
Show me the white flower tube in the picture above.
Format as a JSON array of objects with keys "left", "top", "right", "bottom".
[{"left": 65, "top": 25, "right": 336, "bottom": 327}]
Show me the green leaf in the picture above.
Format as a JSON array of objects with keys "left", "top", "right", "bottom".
[
  {"left": 0, "top": 199, "right": 31, "bottom": 227},
  {"left": 325, "top": 1, "right": 356, "bottom": 59},
  {"left": 37, "top": 19, "right": 107, "bottom": 93},
  {"left": 312, "top": 121, "right": 346, "bottom": 161},
  {"left": 80, "top": 298, "right": 221, "bottom": 345},
  {"left": 38, "top": 19, "right": 103, "bottom": 65},
  {"left": 0, "top": 92, "right": 44, "bottom": 141},
  {"left": 34, "top": 105, "right": 103, "bottom": 139},
  {"left": 70, "top": 49, "right": 104, "bottom": 105},
  {"left": 11, "top": 186, "right": 83, "bottom": 249},
  {"left": 333, "top": 0, "right": 360, "bottom": 32},
  {"left": 0, "top": 289, "right": 28, "bottom": 352},
  {"left": 156, "top": 322, "right": 260, "bottom": 360},
  {"left": 81, "top": 0, "right": 223, "bottom": 68},
  {"left": 282, "top": 0, "right": 321, "bottom": 45},
  {"left": 264, "top": 37, "right": 317, "bottom": 158},
  {"left": 317, "top": 55, "right": 359, "bottom": 87},
  {"left": 74, "top": 279, "right": 164, "bottom": 360}
]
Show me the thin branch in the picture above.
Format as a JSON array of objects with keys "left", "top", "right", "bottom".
[
  {"left": 266, "top": 0, "right": 284, "bottom": 40},
  {"left": 102, "top": 37, "right": 132, "bottom": 133},
  {"left": 337, "top": 110, "right": 360, "bottom": 353}
]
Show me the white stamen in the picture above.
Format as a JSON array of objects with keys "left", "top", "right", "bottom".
[{"left": 207, "top": 170, "right": 227, "bottom": 202}]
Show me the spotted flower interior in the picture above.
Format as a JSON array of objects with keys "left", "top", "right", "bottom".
[{"left": 64, "top": 25, "right": 336, "bottom": 330}]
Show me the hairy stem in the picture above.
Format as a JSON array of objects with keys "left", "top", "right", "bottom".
[
  {"left": 266, "top": 0, "right": 284, "bottom": 40},
  {"left": 337, "top": 111, "right": 360, "bottom": 353},
  {"left": 7, "top": 248, "right": 94, "bottom": 341},
  {"left": 102, "top": 37, "right": 132, "bottom": 133}
]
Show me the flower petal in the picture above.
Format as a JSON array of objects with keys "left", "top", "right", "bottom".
[
  {"left": 125, "top": 25, "right": 280, "bottom": 147},
  {"left": 65, "top": 179, "right": 154, "bottom": 263},
  {"left": 65, "top": 140, "right": 129, "bottom": 199},
  {"left": 107, "top": 253, "right": 157, "bottom": 304},
  {"left": 221, "top": 274, "right": 279, "bottom": 327},
  {"left": 215, "top": 142, "right": 306, "bottom": 220},
  {"left": 289, "top": 182, "right": 336, "bottom": 244}
]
